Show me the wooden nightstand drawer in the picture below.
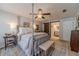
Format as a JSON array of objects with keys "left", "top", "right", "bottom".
[{"left": 3, "top": 34, "right": 17, "bottom": 50}]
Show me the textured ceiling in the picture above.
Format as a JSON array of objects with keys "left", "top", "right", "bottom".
[{"left": 0, "top": 3, "right": 79, "bottom": 20}]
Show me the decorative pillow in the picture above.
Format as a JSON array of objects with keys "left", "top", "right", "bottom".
[
  {"left": 19, "top": 27, "right": 26, "bottom": 35},
  {"left": 19, "top": 27, "right": 32, "bottom": 35},
  {"left": 25, "top": 28, "right": 32, "bottom": 34}
]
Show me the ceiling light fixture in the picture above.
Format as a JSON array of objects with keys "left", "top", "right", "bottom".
[{"left": 62, "top": 9, "right": 67, "bottom": 13}]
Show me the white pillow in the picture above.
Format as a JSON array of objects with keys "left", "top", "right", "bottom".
[
  {"left": 26, "top": 28, "right": 32, "bottom": 33},
  {"left": 19, "top": 27, "right": 25, "bottom": 35},
  {"left": 19, "top": 27, "right": 32, "bottom": 35}
]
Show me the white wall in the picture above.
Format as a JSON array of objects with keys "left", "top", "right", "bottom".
[
  {"left": 0, "top": 10, "right": 18, "bottom": 48},
  {"left": 19, "top": 16, "right": 32, "bottom": 26}
]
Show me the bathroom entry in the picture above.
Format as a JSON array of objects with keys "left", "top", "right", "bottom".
[{"left": 51, "top": 21, "right": 60, "bottom": 40}]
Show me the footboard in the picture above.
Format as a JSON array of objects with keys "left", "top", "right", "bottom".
[{"left": 33, "top": 33, "right": 49, "bottom": 55}]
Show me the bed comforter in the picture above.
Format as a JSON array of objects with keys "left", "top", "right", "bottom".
[{"left": 18, "top": 32, "right": 49, "bottom": 56}]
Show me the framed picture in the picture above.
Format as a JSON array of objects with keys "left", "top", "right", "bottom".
[{"left": 23, "top": 22, "right": 30, "bottom": 27}]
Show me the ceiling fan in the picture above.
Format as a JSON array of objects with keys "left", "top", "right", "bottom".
[{"left": 30, "top": 8, "right": 51, "bottom": 20}]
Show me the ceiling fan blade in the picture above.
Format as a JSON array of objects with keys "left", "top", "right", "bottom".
[
  {"left": 29, "top": 13, "right": 37, "bottom": 15},
  {"left": 35, "top": 15, "right": 45, "bottom": 19},
  {"left": 35, "top": 16, "right": 38, "bottom": 19},
  {"left": 42, "top": 13, "right": 51, "bottom": 15},
  {"left": 42, "top": 16, "right": 45, "bottom": 19}
]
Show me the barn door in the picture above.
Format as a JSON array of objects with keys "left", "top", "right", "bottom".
[{"left": 44, "top": 22, "right": 50, "bottom": 35}]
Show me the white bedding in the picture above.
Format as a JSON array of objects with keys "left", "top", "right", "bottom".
[
  {"left": 34, "top": 32, "right": 47, "bottom": 36},
  {"left": 17, "top": 27, "right": 48, "bottom": 55},
  {"left": 18, "top": 32, "right": 48, "bottom": 56},
  {"left": 18, "top": 33, "right": 33, "bottom": 56}
]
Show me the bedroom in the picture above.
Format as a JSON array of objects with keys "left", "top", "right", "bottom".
[{"left": 0, "top": 3, "right": 79, "bottom": 56}]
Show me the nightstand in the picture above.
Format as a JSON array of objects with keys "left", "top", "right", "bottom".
[{"left": 3, "top": 34, "right": 17, "bottom": 50}]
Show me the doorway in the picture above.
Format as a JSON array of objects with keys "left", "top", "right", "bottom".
[
  {"left": 44, "top": 23, "right": 50, "bottom": 35},
  {"left": 51, "top": 21, "right": 60, "bottom": 40}
]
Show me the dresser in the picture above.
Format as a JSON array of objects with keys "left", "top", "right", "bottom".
[{"left": 70, "top": 30, "right": 79, "bottom": 52}]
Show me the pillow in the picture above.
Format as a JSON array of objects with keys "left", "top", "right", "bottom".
[
  {"left": 19, "top": 27, "right": 32, "bottom": 35},
  {"left": 19, "top": 27, "right": 26, "bottom": 35},
  {"left": 25, "top": 28, "right": 32, "bottom": 34}
]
